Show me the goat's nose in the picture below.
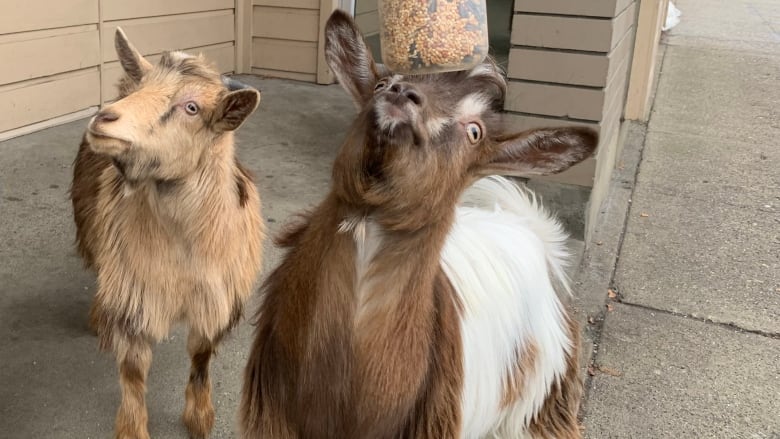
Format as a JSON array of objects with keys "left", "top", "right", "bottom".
[
  {"left": 388, "top": 83, "right": 423, "bottom": 106},
  {"left": 403, "top": 89, "right": 423, "bottom": 106},
  {"left": 95, "top": 110, "right": 119, "bottom": 123}
]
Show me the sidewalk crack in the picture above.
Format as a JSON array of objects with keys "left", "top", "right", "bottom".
[{"left": 617, "top": 300, "right": 780, "bottom": 340}]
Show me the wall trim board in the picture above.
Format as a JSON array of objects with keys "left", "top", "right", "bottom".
[{"left": 0, "top": 107, "right": 98, "bottom": 143}]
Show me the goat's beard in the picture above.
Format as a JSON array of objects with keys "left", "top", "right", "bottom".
[
  {"left": 375, "top": 111, "right": 423, "bottom": 148},
  {"left": 373, "top": 101, "right": 424, "bottom": 147},
  {"left": 109, "top": 150, "right": 165, "bottom": 184}
]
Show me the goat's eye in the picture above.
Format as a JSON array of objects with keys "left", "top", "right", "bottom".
[
  {"left": 465, "top": 122, "right": 483, "bottom": 144},
  {"left": 184, "top": 101, "right": 199, "bottom": 115}
]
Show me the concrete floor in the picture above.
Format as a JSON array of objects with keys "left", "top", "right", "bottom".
[
  {"left": 581, "top": 0, "right": 780, "bottom": 437},
  {"left": 0, "top": 74, "right": 584, "bottom": 437}
]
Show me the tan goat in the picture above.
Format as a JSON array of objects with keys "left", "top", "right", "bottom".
[{"left": 70, "top": 28, "right": 265, "bottom": 439}]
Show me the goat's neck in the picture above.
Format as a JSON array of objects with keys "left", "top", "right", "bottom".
[
  {"left": 335, "top": 197, "right": 459, "bottom": 431},
  {"left": 348, "top": 201, "right": 455, "bottom": 323},
  {"left": 144, "top": 135, "right": 240, "bottom": 231}
]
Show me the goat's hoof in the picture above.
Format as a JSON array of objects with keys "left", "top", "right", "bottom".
[
  {"left": 183, "top": 405, "right": 215, "bottom": 439},
  {"left": 114, "top": 428, "right": 150, "bottom": 439}
]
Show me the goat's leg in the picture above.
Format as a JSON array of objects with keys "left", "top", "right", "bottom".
[
  {"left": 114, "top": 335, "right": 153, "bottom": 439},
  {"left": 183, "top": 331, "right": 216, "bottom": 439}
]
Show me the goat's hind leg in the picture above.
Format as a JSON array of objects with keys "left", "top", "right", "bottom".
[
  {"left": 183, "top": 330, "right": 217, "bottom": 439},
  {"left": 114, "top": 335, "right": 153, "bottom": 439}
]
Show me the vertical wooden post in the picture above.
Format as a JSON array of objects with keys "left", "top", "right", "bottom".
[
  {"left": 98, "top": 0, "right": 105, "bottom": 104},
  {"left": 317, "top": 0, "right": 340, "bottom": 84},
  {"left": 236, "top": 0, "right": 253, "bottom": 74},
  {"left": 624, "top": 0, "right": 669, "bottom": 121}
]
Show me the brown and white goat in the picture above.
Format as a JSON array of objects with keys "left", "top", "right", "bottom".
[
  {"left": 240, "top": 10, "right": 597, "bottom": 439},
  {"left": 70, "top": 28, "right": 265, "bottom": 439}
]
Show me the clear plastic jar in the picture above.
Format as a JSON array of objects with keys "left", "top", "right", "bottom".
[{"left": 378, "top": 0, "right": 489, "bottom": 74}]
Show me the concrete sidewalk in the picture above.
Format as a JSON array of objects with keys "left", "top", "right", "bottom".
[{"left": 581, "top": 0, "right": 779, "bottom": 437}]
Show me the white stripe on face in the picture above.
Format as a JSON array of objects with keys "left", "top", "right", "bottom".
[
  {"left": 456, "top": 93, "right": 490, "bottom": 120},
  {"left": 425, "top": 116, "right": 450, "bottom": 139}
]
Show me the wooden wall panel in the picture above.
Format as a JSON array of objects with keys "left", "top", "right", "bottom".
[
  {"left": 511, "top": 2, "right": 636, "bottom": 52},
  {"left": 250, "top": 0, "right": 333, "bottom": 83},
  {"left": 514, "top": 0, "right": 633, "bottom": 18},
  {"left": 0, "top": 27, "right": 100, "bottom": 85},
  {"left": 102, "top": 11, "right": 235, "bottom": 61},
  {"left": 254, "top": 0, "right": 319, "bottom": 8},
  {"left": 0, "top": 0, "right": 98, "bottom": 34},
  {"left": 102, "top": 0, "right": 234, "bottom": 21},
  {"left": 506, "top": 82, "right": 607, "bottom": 121},
  {"left": 355, "top": 0, "right": 379, "bottom": 36},
  {"left": 253, "top": 7, "right": 319, "bottom": 42},
  {"left": 0, "top": 69, "right": 100, "bottom": 132},
  {"left": 355, "top": 11, "right": 379, "bottom": 36},
  {"left": 252, "top": 38, "right": 318, "bottom": 74}
]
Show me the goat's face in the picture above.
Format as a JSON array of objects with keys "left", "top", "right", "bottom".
[
  {"left": 86, "top": 28, "right": 259, "bottom": 183},
  {"left": 324, "top": 11, "right": 598, "bottom": 215}
]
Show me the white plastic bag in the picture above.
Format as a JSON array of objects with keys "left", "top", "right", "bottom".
[{"left": 663, "top": 1, "right": 682, "bottom": 31}]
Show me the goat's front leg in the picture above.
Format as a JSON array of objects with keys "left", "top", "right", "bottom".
[
  {"left": 183, "top": 331, "right": 216, "bottom": 439},
  {"left": 114, "top": 335, "right": 153, "bottom": 439}
]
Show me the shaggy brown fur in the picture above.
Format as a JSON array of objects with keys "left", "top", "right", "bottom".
[
  {"left": 240, "top": 11, "right": 596, "bottom": 439},
  {"left": 70, "top": 28, "right": 264, "bottom": 439}
]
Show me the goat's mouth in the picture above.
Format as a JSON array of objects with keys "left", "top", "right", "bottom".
[
  {"left": 374, "top": 101, "right": 424, "bottom": 147},
  {"left": 86, "top": 129, "right": 132, "bottom": 154}
]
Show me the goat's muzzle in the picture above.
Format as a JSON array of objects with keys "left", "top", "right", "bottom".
[{"left": 87, "top": 110, "right": 132, "bottom": 155}]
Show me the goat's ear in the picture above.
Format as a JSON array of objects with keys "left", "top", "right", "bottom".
[
  {"left": 325, "top": 10, "right": 381, "bottom": 107},
  {"left": 114, "top": 27, "right": 152, "bottom": 83},
  {"left": 476, "top": 127, "right": 598, "bottom": 176},
  {"left": 212, "top": 89, "right": 261, "bottom": 132}
]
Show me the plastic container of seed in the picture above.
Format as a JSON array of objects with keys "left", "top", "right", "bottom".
[{"left": 378, "top": 0, "right": 489, "bottom": 74}]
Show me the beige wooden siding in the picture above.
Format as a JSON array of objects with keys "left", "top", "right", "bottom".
[
  {"left": 507, "top": 0, "right": 637, "bottom": 187},
  {"left": 355, "top": 0, "right": 379, "bottom": 36},
  {"left": 0, "top": 0, "right": 101, "bottom": 141},
  {"left": 250, "top": 0, "right": 337, "bottom": 84},
  {"left": 0, "top": 0, "right": 237, "bottom": 140},
  {"left": 515, "top": 0, "right": 633, "bottom": 18},
  {"left": 0, "top": 0, "right": 99, "bottom": 34}
]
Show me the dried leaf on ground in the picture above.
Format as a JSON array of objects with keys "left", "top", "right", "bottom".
[
  {"left": 606, "top": 303, "right": 615, "bottom": 312},
  {"left": 587, "top": 365, "right": 597, "bottom": 376},
  {"left": 640, "top": 212, "right": 650, "bottom": 217},
  {"left": 587, "top": 316, "right": 596, "bottom": 325},
  {"left": 608, "top": 289, "right": 617, "bottom": 299},
  {"left": 597, "top": 365, "right": 623, "bottom": 377},
  {"left": 595, "top": 241, "right": 603, "bottom": 246}
]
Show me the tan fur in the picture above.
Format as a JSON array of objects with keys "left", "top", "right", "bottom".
[
  {"left": 501, "top": 341, "right": 539, "bottom": 409},
  {"left": 71, "top": 29, "right": 264, "bottom": 439},
  {"left": 240, "top": 11, "right": 596, "bottom": 439}
]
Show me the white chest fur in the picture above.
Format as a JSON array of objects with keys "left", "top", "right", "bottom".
[{"left": 442, "top": 176, "right": 574, "bottom": 438}]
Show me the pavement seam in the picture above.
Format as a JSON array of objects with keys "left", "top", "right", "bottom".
[
  {"left": 611, "top": 299, "right": 780, "bottom": 340},
  {"left": 630, "top": 184, "right": 778, "bottom": 211},
  {"left": 662, "top": 39, "right": 780, "bottom": 57}
]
